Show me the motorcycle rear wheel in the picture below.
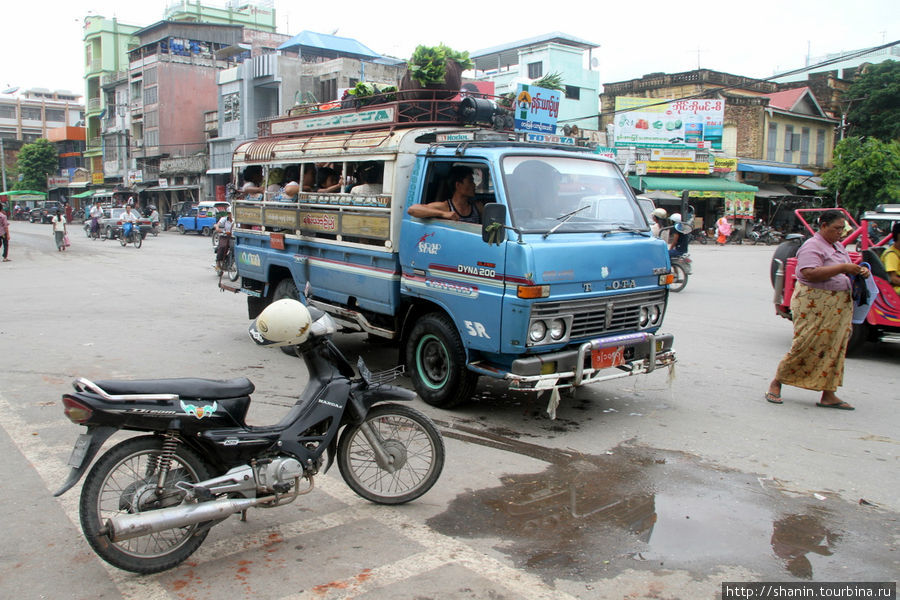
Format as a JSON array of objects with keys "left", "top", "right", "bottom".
[
  {"left": 337, "top": 403, "right": 444, "bottom": 505},
  {"left": 79, "top": 436, "right": 213, "bottom": 574},
  {"left": 226, "top": 251, "right": 238, "bottom": 281},
  {"left": 670, "top": 263, "right": 688, "bottom": 292}
]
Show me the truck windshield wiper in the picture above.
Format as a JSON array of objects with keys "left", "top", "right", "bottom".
[
  {"left": 603, "top": 225, "right": 651, "bottom": 237},
  {"left": 543, "top": 205, "right": 591, "bottom": 239}
]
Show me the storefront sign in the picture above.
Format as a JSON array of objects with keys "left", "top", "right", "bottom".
[
  {"left": 650, "top": 148, "right": 696, "bottom": 162},
  {"left": 92, "top": 172, "right": 104, "bottom": 185},
  {"left": 47, "top": 176, "right": 69, "bottom": 188},
  {"left": 593, "top": 146, "right": 618, "bottom": 159},
  {"left": 614, "top": 97, "right": 724, "bottom": 150},
  {"left": 638, "top": 161, "right": 710, "bottom": 175},
  {"left": 127, "top": 169, "right": 144, "bottom": 185},
  {"left": 270, "top": 107, "right": 396, "bottom": 135},
  {"left": 513, "top": 84, "right": 560, "bottom": 135},
  {"left": 713, "top": 158, "right": 738, "bottom": 173}
]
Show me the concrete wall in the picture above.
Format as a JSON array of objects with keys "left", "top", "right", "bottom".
[{"left": 158, "top": 61, "right": 218, "bottom": 155}]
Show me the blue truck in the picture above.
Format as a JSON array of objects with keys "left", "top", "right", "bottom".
[{"left": 228, "top": 101, "right": 676, "bottom": 412}]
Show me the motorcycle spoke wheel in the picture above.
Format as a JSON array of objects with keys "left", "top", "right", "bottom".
[
  {"left": 337, "top": 404, "right": 444, "bottom": 505},
  {"left": 134, "top": 233, "right": 142, "bottom": 249},
  {"left": 227, "top": 253, "right": 239, "bottom": 281},
  {"left": 670, "top": 264, "right": 688, "bottom": 292},
  {"left": 80, "top": 436, "right": 212, "bottom": 574}
]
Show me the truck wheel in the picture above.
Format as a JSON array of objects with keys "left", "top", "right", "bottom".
[
  {"left": 273, "top": 278, "right": 302, "bottom": 355},
  {"left": 846, "top": 322, "right": 868, "bottom": 356},
  {"left": 405, "top": 313, "right": 477, "bottom": 408},
  {"left": 770, "top": 239, "right": 802, "bottom": 288},
  {"left": 201, "top": 226, "right": 211, "bottom": 236}
]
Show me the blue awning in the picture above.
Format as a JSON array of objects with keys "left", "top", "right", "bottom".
[{"left": 737, "top": 163, "right": 814, "bottom": 176}]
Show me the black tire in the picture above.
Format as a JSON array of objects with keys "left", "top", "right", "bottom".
[
  {"left": 212, "top": 232, "right": 220, "bottom": 248},
  {"left": 119, "top": 234, "right": 127, "bottom": 246},
  {"left": 670, "top": 263, "right": 688, "bottom": 292},
  {"left": 337, "top": 403, "right": 444, "bottom": 505},
  {"left": 225, "top": 249, "right": 238, "bottom": 281},
  {"left": 846, "top": 322, "right": 868, "bottom": 355},
  {"left": 201, "top": 226, "right": 211, "bottom": 236},
  {"left": 405, "top": 312, "right": 478, "bottom": 408},
  {"left": 178, "top": 224, "right": 186, "bottom": 235},
  {"left": 273, "top": 278, "right": 302, "bottom": 355},
  {"left": 105, "top": 226, "right": 114, "bottom": 240},
  {"left": 79, "top": 436, "right": 213, "bottom": 574},
  {"left": 133, "top": 232, "right": 142, "bottom": 249},
  {"left": 770, "top": 239, "right": 802, "bottom": 287}
]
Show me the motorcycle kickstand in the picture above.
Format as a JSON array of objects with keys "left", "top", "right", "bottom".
[{"left": 358, "top": 422, "right": 397, "bottom": 474}]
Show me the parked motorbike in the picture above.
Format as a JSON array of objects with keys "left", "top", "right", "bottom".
[
  {"left": 54, "top": 300, "right": 444, "bottom": 574},
  {"left": 749, "top": 220, "right": 782, "bottom": 245},
  {"left": 669, "top": 253, "right": 692, "bottom": 293}
]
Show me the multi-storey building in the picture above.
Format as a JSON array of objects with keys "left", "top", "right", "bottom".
[{"left": 470, "top": 32, "right": 602, "bottom": 132}]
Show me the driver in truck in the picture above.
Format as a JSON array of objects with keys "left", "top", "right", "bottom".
[{"left": 407, "top": 166, "right": 483, "bottom": 223}]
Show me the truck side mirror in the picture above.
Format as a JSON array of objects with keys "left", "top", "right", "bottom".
[{"left": 482, "top": 203, "right": 507, "bottom": 245}]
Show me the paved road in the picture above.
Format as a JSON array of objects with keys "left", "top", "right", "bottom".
[{"left": 0, "top": 223, "right": 896, "bottom": 599}]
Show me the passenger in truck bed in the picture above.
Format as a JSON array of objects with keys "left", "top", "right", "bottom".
[{"left": 407, "top": 166, "right": 483, "bottom": 224}]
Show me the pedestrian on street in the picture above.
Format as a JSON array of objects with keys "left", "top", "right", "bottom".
[
  {"left": 0, "top": 205, "right": 10, "bottom": 261},
  {"left": 51, "top": 209, "right": 68, "bottom": 252},
  {"left": 715, "top": 215, "right": 732, "bottom": 245},
  {"left": 765, "top": 210, "right": 870, "bottom": 410}
]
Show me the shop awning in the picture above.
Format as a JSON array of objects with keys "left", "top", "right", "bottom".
[
  {"left": 66, "top": 181, "right": 90, "bottom": 188},
  {"left": 0, "top": 190, "right": 47, "bottom": 197},
  {"left": 737, "top": 163, "right": 814, "bottom": 176},
  {"left": 206, "top": 167, "right": 232, "bottom": 175},
  {"left": 92, "top": 189, "right": 114, "bottom": 197},
  {"left": 794, "top": 176, "right": 826, "bottom": 191},
  {"left": 628, "top": 176, "right": 758, "bottom": 194},
  {"left": 754, "top": 184, "right": 792, "bottom": 198},
  {"left": 143, "top": 185, "right": 201, "bottom": 192},
  {"left": 70, "top": 190, "right": 95, "bottom": 198}
]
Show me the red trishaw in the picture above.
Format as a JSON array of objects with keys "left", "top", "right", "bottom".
[{"left": 771, "top": 204, "right": 900, "bottom": 353}]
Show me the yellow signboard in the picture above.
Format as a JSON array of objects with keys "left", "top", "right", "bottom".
[
  {"left": 234, "top": 205, "right": 262, "bottom": 226},
  {"left": 92, "top": 172, "right": 104, "bottom": 185},
  {"left": 638, "top": 161, "right": 710, "bottom": 175},
  {"left": 714, "top": 158, "right": 738, "bottom": 172},
  {"left": 341, "top": 213, "right": 390, "bottom": 240}
]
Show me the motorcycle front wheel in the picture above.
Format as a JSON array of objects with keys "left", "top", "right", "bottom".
[
  {"left": 133, "top": 232, "right": 142, "bottom": 249},
  {"left": 337, "top": 403, "right": 444, "bottom": 505},
  {"left": 670, "top": 263, "right": 688, "bottom": 292},
  {"left": 79, "top": 436, "right": 213, "bottom": 574},
  {"left": 119, "top": 234, "right": 127, "bottom": 246}
]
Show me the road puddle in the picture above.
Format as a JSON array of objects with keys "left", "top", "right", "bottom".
[{"left": 429, "top": 423, "right": 892, "bottom": 582}]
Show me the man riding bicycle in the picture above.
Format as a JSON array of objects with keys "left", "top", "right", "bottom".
[
  {"left": 120, "top": 205, "right": 139, "bottom": 241},
  {"left": 214, "top": 211, "right": 235, "bottom": 275},
  {"left": 89, "top": 201, "right": 103, "bottom": 238}
]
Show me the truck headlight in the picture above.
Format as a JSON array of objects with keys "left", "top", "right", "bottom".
[
  {"left": 549, "top": 318, "right": 566, "bottom": 340},
  {"left": 639, "top": 307, "right": 650, "bottom": 327},
  {"left": 529, "top": 320, "right": 547, "bottom": 342},
  {"left": 650, "top": 305, "right": 661, "bottom": 324}
]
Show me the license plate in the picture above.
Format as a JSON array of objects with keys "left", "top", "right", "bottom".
[
  {"left": 66, "top": 434, "right": 92, "bottom": 468},
  {"left": 592, "top": 346, "right": 625, "bottom": 370}
]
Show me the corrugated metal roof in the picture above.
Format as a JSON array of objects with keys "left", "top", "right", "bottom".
[
  {"left": 472, "top": 31, "right": 600, "bottom": 60},
  {"left": 277, "top": 31, "right": 382, "bottom": 59}
]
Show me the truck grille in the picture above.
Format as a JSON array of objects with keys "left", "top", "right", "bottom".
[{"left": 531, "top": 290, "right": 667, "bottom": 339}]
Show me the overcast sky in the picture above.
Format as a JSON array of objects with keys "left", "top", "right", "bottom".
[{"left": 3, "top": 0, "right": 898, "bottom": 97}]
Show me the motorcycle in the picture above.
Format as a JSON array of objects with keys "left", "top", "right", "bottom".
[
  {"left": 749, "top": 220, "right": 782, "bottom": 245},
  {"left": 119, "top": 222, "right": 142, "bottom": 248},
  {"left": 669, "top": 253, "right": 692, "bottom": 293},
  {"left": 54, "top": 300, "right": 444, "bottom": 574}
]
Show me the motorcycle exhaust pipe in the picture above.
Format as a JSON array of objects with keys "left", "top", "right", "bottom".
[{"left": 105, "top": 496, "right": 270, "bottom": 543}]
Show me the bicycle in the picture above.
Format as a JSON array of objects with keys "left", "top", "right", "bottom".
[
  {"left": 119, "top": 223, "right": 142, "bottom": 248},
  {"left": 216, "top": 235, "right": 238, "bottom": 282}
]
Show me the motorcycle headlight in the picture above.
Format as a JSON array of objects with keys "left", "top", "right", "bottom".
[
  {"left": 529, "top": 320, "right": 547, "bottom": 343},
  {"left": 549, "top": 318, "right": 566, "bottom": 340}
]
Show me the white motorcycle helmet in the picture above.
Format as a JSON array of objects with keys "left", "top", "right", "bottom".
[
  {"left": 651, "top": 208, "right": 667, "bottom": 219},
  {"left": 670, "top": 213, "right": 682, "bottom": 223},
  {"left": 249, "top": 299, "right": 312, "bottom": 347}
]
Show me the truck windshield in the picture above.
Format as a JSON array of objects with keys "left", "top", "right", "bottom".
[{"left": 502, "top": 156, "right": 646, "bottom": 234}]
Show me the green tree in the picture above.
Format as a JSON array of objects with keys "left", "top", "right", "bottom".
[
  {"left": 822, "top": 137, "right": 900, "bottom": 214},
  {"left": 14, "top": 138, "right": 57, "bottom": 192},
  {"left": 845, "top": 60, "right": 900, "bottom": 140}
]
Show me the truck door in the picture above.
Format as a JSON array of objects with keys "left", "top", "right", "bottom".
[{"left": 401, "top": 158, "right": 507, "bottom": 353}]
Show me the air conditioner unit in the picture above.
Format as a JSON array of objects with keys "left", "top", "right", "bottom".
[{"left": 135, "top": 140, "right": 144, "bottom": 147}]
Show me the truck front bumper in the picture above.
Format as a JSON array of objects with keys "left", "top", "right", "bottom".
[{"left": 470, "top": 332, "right": 676, "bottom": 392}]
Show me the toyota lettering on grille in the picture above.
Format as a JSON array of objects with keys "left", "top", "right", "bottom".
[{"left": 606, "top": 279, "right": 636, "bottom": 290}]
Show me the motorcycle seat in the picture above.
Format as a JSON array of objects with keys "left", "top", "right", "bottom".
[{"left": 92, "top": 377, "right": 255, "bottom": 400}]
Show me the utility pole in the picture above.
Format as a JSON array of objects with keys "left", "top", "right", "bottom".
[{"left": 0, "top": 136, "right": 7, "bottom": 192}]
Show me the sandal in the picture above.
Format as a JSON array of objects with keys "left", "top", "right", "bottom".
[
  {"left": 816, "top": 401, "right": 854, "bottom": 410},
  {"left": 765, "top": 392, "right": 783, "bottom": 404}
]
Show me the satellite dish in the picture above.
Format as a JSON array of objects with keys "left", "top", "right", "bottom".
[
  {"left": 590, "top": 57, "right": 600, "bottom": 68},
  {"left": 3, "top": 86, "right": 19, "bottom": 95}
]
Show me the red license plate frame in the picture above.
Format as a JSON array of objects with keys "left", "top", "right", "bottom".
[{"left": 591, "top": 346, "right": 625, "bottom": 370}]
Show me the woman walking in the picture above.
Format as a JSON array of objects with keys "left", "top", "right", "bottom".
[
  {"left": 765, "top": 210, "right": 869, "bottom": 410},
  {"left": 51, "top": 209, "right": 67, "bottom": 252}
]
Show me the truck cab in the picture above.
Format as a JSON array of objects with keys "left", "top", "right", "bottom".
[{"left": 229, "top": 99, "right": 675, "bottom": 413}]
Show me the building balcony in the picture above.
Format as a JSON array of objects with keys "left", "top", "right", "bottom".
[
  {"left": 86, "top": 97, "right": 102, "bottom": 115},
  {"left": 101, "top": 70, "right": 129, "bottom": 88},
  {"left": 86, "top": 59, "right": 103, "bottom": 75},
  {"left": 130, "top": 100, "right": 143, "bottom": 113}
]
